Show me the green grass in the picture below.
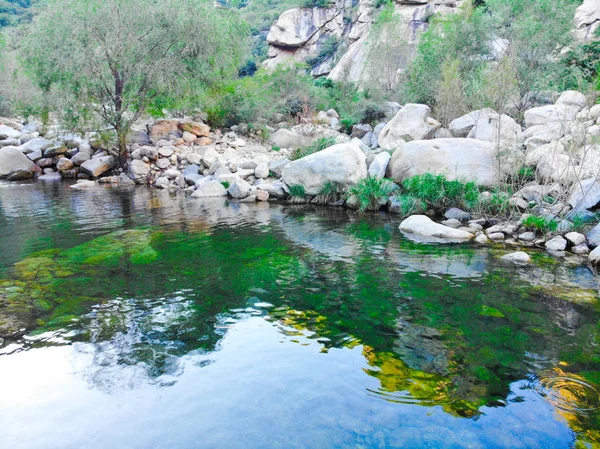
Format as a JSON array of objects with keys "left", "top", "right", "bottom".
[
  {"left": 394, "top": 194, "right": 427, "bottom": 217},
  {"left": 290, "top": 137, "right": 336, "bottom": 161},
  {"left": 401, "top": 174, "right": 480, "bottom": 212},
  {"left": 521, "top": 215, "right": 559, "bottom": 234},
  {"left": 289, "top": 185, "right": 306, "bottom": 198},
  {"left": 221, "top": 181, "right": 230, "bottom": 189},
  {"left": 346, "top": 177, "right": 397, "bottom": 214},
  {"left": 315, "top": 181, "right": 345, "bottom": 204}
]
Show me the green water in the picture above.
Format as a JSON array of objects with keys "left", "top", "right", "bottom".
[{"left": 1, "top": 180, "right": 600, "bottom": 448}]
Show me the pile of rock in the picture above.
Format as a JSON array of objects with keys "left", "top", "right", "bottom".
[{"left": 0, "top": 119, "right": 116, "bottom": 181}]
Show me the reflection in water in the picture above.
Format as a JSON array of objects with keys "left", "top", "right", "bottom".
[{"left": 0, "top": 180, "right": 600, "bottom": 448}]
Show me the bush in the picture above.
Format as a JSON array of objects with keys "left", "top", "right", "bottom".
[
  {"left": 306, "top": 36, "right": 340, "bottom": 69},
  {"left": 401, "top": 174, "right": 480, "bottom": 212},
  {"left": 394, "top": 194, "right": 427, "bottom": 217},
  {"left": 290, "top": 136, "right": 336, "bottom": 160},
  {"left": 521, "top": 215, "right": 559, "bottom": 234},
  {"left": 315, "top": 181, "right": 345, "bottom": 204},
  {"left": 346, "top": 177, "right": 397, "bottom": 214},
  {"left": 289, "top": 185, "right": 306, "bottom": 198}
]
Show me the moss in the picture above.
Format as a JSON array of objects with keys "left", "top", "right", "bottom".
[{"left": 480, "top": 305, "right": 505, "bottom": 318}]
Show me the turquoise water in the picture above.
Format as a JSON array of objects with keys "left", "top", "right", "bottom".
[{"left": 0, "top": 180, "right": 600, "bottom": 448}]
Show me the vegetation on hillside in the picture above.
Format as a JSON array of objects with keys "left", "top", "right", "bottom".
[{"left": 0, "top": 0, "right": 38, "bottom": 28}]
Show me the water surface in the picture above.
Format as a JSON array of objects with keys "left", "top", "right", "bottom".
[{"left": 1, "top": 180, "right": 600, "bottom": 449}]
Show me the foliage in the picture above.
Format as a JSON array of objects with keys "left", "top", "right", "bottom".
[
  {"left": 475, "top": 188, "right": 513, "bottom": 217},
  {"left": 401, "top": 173, "right": 480, "bottom": 212},
  {"left": 394, "top": 194, "right": 427, "bottom": 217},
  {"left": 290, "top": 136, "right": 336, "bottom": 160},
  {"left": 221, "top": 181, "right": 231, "bottom": 189},
  {"left": 302, "top": 0, "right": 333, "bottom": 7},
  {"left": 521, "top": 214, "right": 559, "bottom": 234},
  {"left": 20, "top": 0, "right": 249, "bottom": 156},
  {"left": 289, "top": 185, "right": 306, "bottom": 198},
  {"left": 404, "top": 0, "right": 581, "bottom": 115},
  {"left": 346, "top": 176, "right": 397, "bottom": 214},
  {"left": 0, "top": 0, "right": 38, "bottom": 28},
  {"left": 315, "top": 181, "right": 345, "bottom": 204},
  {"left": 306, "top": 35, "right": 340, "bottom": 69}
]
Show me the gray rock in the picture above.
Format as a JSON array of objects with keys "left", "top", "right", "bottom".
[
  {"left": 7, "top": 169, "right": 34, "bottom": 181},
  {"left": 26, "top": 150, "right": 42, "bottom": 162},
  {"left": 545, "top": 235, "right": 567, "bottom": 251},
  {"left": 268, "top": 129, "right": 308, "bottom": 149},
  {"left": 518, "top": 231, "right": 536, "bottom": 242},
  {"left": 71, "top": 152, "right": 91, "bottom": 166},
  {"left": 0, "top": 146, "right": 38, "bottom": 178},
  {"left": 589, "top": 245, "right": 600, "bottom": 264},
  {"left": 565, "top": 232, "right": 586, "bottom": 246},
  {"left": 0, "top": 125, "right": 20, "bottom": 140},
  {"left": 43, "top": 146, "right": 67, "bottom": 158},
  {"left": 399, "top": 215, "right": 474, "bottom": 243},
  {"left": 154, "top": 177, "right": 170, "bottom": 189},
  {"left": 269, "top": 158, "right": 290, "bottom": 177},
  {"left": 80, "top": 155, "right": 115, "bottom": 178},
  {"left": 20, "top": 138, "right": 52, "bottom": 154},
  {"left": 569, "top": 178, "right": 600, "bottom": 211},
  {"left": 501, "top": 251, "right": 531, "bottom": 265},
  {"left": 254, "top": 163, "right": 269, "bottom": 179},
  {"left": 586, "top": 223, "right": 600, "bottom": 247},
  {"left": 572, "top": 243, "right": 590, "bottom": 255},
  {"left": 56, "top": 157, "right": 74, "bottom": 171},
  {"left": 488, "top": 232, "right": 505, "bottom": 241},
  {"left": 378, "top": 104, "right": 439, "bottom": 149},
  {"left": 367, "top": 152, "right": 391, "bottom": 179},
  {"left": 191, "top": 180, "right": 227, "bottom": 198},
  {"left": 229, "top": 179, "right": 252, "bottom": 199},
  {"left": 441, "top": 219, "right": 462, "bottom": 228},
  {"left": 475, "top": 234, "right": 489, "bottom": 244},
  {"left": 351, "top": 123, "right": 372, "bottom": 139},
  {"left": 386, "top": 138, "right": 510, "bottom": 187},
  {"left": 444, "top": 208, "right": 471, "bottom": 222},
  {"left": 282, "top": 143, "right": 367, "bottom": 195}
]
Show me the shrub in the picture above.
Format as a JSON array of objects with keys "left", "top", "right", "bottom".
[
  {"left": 315, "top": 181, "right": 345, "bottom": 204},
  {"left": 475, "top": 188, "right": 513, "bottom": 217},
  {"left": 521, "top": 215, "right": 559, "bottom": 234},
  {"left": 289, "top": 185, "right": 306, "bottom": 198},
  {"left": 290, "top": 136, "right": 336, "bottom": 160},
  {"left": 306, "top": 36, "right": 340, "bottom": 69},
  {"left": 221, "top": 181, "right": 231, "bottom": 189},
  {"left": 346, "top": 177, "right": 397, "bottom": 214},
  {"left": 401, "top": 173, "right": 480, "bottom": 211},
  {"left": 394, "top": 194, "right": 427, "bottom": 217}
]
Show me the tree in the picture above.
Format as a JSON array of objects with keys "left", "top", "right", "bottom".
[{"left": 21, "top": 0, "right": 249, "bottom": 160}]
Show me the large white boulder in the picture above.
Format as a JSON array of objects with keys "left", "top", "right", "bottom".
[
  {"left": 399, "top": 215, "right": 474, "bottom": 244},
  {"left": 378, "top": 104, "right": 439, "bottom": 150},
  {"left": 267, "top": 8, "right": 339, "bottom": 48},
  {"left": 575, "top": 0, "right": 600, "bottom": 40},
  {"left": 569, "top": 178, "right": 600, "bottom": 211},
  {"left": 0, "top": 146, "right": 38, "bottom": 178},
  {"left": 0, "top": 125, "right": 21, "bottom": 140},
  {"left": 448, "top": 108, "right": 495, "bottom": 138},
  {"left": 524, "top": 93, "right": 584, "bottom": 128},
  {"left": 268, "top": 129, "right": 309, "bottom": 149},
  {"left": 386, "top": 138, "right": 513, "bottom": 186},
  {"left": 281, "top": 142, "right": 367, "bottom": 195},
  {"left": 467, "top": 112, "right": 523, "bottom": 149},
  {"left": 368, "top": 151, "right": 391, "bottom": 179},
  {"left": 191, "top": 179, "right": 227, "bottom": 198}
]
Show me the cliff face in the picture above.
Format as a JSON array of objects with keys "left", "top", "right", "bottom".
[{"left": 263, "top": 0, "right": 463, "bottom": 88}]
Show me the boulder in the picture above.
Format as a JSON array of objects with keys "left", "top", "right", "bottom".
[
  {"left": 179, "top": 121, "right": 210, "bottom": 137},
  {"left": 56, "top": 158, "right": 74, "bottom": 171},
  {"left": 0, "top": 146, "right": 38, "bottom": 178},
  {"left": 448, "top": 108, "right": 496, "bottom": 138},
  {"left": 71, "top": 152, "right": 91, "bottom": 166},
  {"left": 575, "top": 0, "right": 600, "bottom": 39},
  {"left": 19, "top": 138, "right": 52, "bottom": 154},
  {"left": 128, "top": 159, "right": 150, "bottom": 182},
  {"left": 587, "top": 222, "right": 600, "bottom": 247},
  {"left": 545, "top": 236, "right": 567, "bottom": 252},
  {"left": 467, "top": 112, "right": 523, "bottom": 148},
  {"left": 229, "top": 179, "right": 252, "bottom": 199},
  {"left": 589, "top": 245, "right": 600, "bottom": 264},
  {"left": 254, "top": 163, "right": 269, "bottom": 179},
  {"left": 565, "top": 232, "right": 586, "bottom": 246},
  {"left": 191, "top": 180, "right": 227, "bottom": 198},
  {"left": 367, "top": 152, "right": 391, "bottom": 179},
  {"left": 524, "top": 104, "right": 579, "bottom": 128},
  {"left": 378, "top": 104, "right": 439, "bottom": 149},
  {"left": 556, "top": 90, "right": 587, "bottom": 110},
  {"left": 149, "top": 119, "right": 181, "bottom": 143},
  {"left": 386, "top": 138, "right": 508, "bottom": 187},
  {"left": 256, "top": 181, "right": 287, "bottom": 198},
  {"left": 269, "top": 158, "right": 290, "bottom": 176},
  {"left": 399, "top": 215, "right": 475, "bottom": 243},
  {"left": 268, "top": 129, "right": 308, "bottom": 149},
  {"left": 569, "top": 178, "right": 600, "bottom": 211},
  {"left": 0, "top": 125, "right": 20, "bottom": 140},
  {"left": 281, "top": 143, "right": 367, "bottom": 195},
  {"left": 444, "top": 208, "right": 471, "bottom": 222},
  {"left": 501, "top": 252, "right": 531, "bottom": 265},
  {"left": 266, "top": 8, "right": 338, "bottom": 47},
  {"left": 80, "top": 155, "right": 116, "bottom": 178}
]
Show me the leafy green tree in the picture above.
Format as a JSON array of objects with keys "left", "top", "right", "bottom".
[{"left": 21, "top": 0, "right": 249, "bottom": 158}]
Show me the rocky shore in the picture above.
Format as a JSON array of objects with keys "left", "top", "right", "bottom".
[{"left": 2, "top": 90, "right": 600, "bottom": 266}]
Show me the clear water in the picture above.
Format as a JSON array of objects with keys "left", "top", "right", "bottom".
[{"left": 1, "top": 180, "right": 600, "bottom": 449}]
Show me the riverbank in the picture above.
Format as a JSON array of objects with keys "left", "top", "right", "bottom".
[{"left": 2, "top": 91, "right": 600, "bottom": 267}]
